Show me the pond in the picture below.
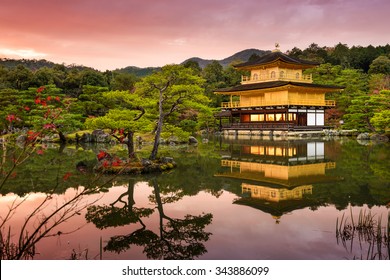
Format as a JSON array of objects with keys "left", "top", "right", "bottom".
[{"left": 1, "top": 136, "right": 389, "bottom": 260}]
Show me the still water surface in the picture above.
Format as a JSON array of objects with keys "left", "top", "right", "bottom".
[{"left": 1, "top": 137, "right": 389, "bottom": 260}]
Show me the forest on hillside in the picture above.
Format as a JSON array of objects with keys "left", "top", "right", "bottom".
[{"left": 0, "top": 43, "right": 389, "bottom": 140}]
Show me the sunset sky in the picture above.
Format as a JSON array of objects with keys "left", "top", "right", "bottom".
[{"left": 0, "top": 0, "right": 389, "bottom": 70}]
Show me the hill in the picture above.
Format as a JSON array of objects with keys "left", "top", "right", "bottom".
[
  {"left": 0, "top": 58, "right": 92, "bottom": 71},
  {"left": 182, "top": 48, "right": 270, "bottom": 68},
  {"left": 115, "top": 66, "right": 161, "bottom": 77},
  {"left": 116, "top": 49, "right": 270, "bottom": 76},
  {"left": 0, "top": 48, "right": 270, "bottom": 76}
]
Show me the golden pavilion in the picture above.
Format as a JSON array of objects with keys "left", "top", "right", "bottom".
[{"left": 215, "top": 46, "right": 343, "bottom": 132}]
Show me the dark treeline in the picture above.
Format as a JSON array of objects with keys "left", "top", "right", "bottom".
[
  {"left": 0, "top": 61, "right": 132, "bottom": 96},
  {"left": 286, "top": 43, "right": 390, "bottom": 73},
  {"left": 1, "top": 43, "right": 389, "bottom": 93},
  {"left": 1, "top": 43, "right": 389, "bottom": 90}
]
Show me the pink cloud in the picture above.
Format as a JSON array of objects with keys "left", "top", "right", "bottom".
[{"left": 0, "top": 0, "right": 389, "bottom": 70}]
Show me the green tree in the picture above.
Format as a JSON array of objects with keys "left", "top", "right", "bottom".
[
  {"left": 26, "top": 85, "right": 83, "bottom": 142},
  {"left": 80, "top": 69, "right": 108, "bottom": 87},
  {"left": 76, "top": 85, "right": 111, "bottom": 117},
  {"left": 110, "top": 72, "right": 137, "bottom": 91},
  {"left": 136, "top": 64, "right": 207, "bottom": 160},
  {"left": 182, "top": 60, "right": 202, "bottom": 75},
  {"left": 223, "top": 64, "right": 243, "bottom": 87},
  {"left": 7, "top": 65, "right": 33, "bottom": 90},
  {"left": 31, "top": 67, "right": 56, "bottom": 87},
  {"left": 349, "top": 45, "right": 380, "bottom": 72},
  {"left": 301, "top": 43, "right": 328, "bottom": 63},
  {"left": 368, "top": 74, "right": 390, "bottom": 94},
  {"left": 85, "top": 91, "right": 150, "bottom": 159},
  {"left": 286, "top": 47, "right": 303, "bottom": 59},
  {"left": 343, "top": 90, "right": 390, "bottom": 132},
  {"left": 63, "top": 69, "right": 82, "bottom": 97},
  {"left": 0, "top": 88, "right": 23, "bottom": 132},
  {"left": 307, "top": 63, "right": 368, "bottom": 112},
  {"left": 202, "top": 61, "right": 224, "bottom": 84},
  {"left": 334, "top": 68, "right": 368, "bottom": 110},
  {"left": 0, "top": 66, "right": 11, "bottom": 89},
  {"left": 368, "top": 55, "right": 390, "bottom": 74},
  {"left": 202, "top": 61, "right": 226, "bottom": 107},
  {"left": 0, "top": 85, "right": 83, "bottom": 138},
  {"left": 329, "top": 43, "right": 350, "bottom": 68},
  {"left": 371, "top": 110, "right": 390, "bottom": 134},
  {"left": 370, "top": 90, "right": 390, "bottom": 134}
]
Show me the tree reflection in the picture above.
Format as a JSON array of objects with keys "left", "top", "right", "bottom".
[
  {"left": 144, "top": 178, "right": 212, "bottom": 259},
  {"left": 85, "top": 179, "right": 155, "bottom": 256},
  {"left": 86, "top": 178, "right": 213, "bottom": 259},
  {"left": 86, "top": 179, "right": 154, "bottom": 229}
]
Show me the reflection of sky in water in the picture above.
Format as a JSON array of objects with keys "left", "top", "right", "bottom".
[
  {"left": 1, "top": 139, "right": 389, "bottom": 260},
  {"left": 1, "top": 182, "right": 388, "bottom": 260}
]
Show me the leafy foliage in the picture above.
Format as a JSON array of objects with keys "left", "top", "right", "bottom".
[
  {"left": 343, "top": 90, "right": 390, "bottom": 132},
  {"left": 85, "top": 90, "right": 151, "bottom": 158},
  {"left": 1, "top": 42, "right": 390, "bottom": 138},
  {"left": 135, "top": 64, "right": 208, "bottom": 159}
]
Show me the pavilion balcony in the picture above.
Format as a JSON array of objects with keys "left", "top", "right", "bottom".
[
  {"left": 222, "top": 122, "right": 295, "bottom": 130},
  {"left": 220, "top": 122, "right": 328, "bottom": 131},
  {"left": 241, "top": 73, "right": 313, "bottom": 84},
  {"left": 221, "top": 99, "right": 335, "bottom": 108},
  {"left": 221, "top": 101, "right": 240, "bottom": 108}
]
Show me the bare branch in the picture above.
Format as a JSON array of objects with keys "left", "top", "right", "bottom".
[{"left": 132, "top": 106, "right": 145, "bottom": 121}]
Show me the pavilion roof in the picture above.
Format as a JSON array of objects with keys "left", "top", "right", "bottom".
[
  {"left": 234, "top": 51, "right": 319, "bottom": 69},
  {"left": 233, "top": 196, "right": 317, "bottom": 218}
]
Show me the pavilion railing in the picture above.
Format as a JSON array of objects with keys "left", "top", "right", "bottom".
[
  {"left": 241, "top": 73, "right": 313, "bottom": 84},
  {"left": 221, "top": 99, "right": 335, "bottom": 108}
]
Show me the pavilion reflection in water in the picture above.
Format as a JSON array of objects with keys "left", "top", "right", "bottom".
[{"left": 216, "top": 140, "right": 341, "bottom": 222}]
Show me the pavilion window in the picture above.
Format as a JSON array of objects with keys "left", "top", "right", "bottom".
[
  {"left": 266, "top": 114, "right": 275, "bottom": 121},
  {"left": 275, "top": 147, "right": 283, "bottom": 156},
  {"left": 270, "top": 71, "right": 276, "bottom": 79},
  {"left": 275, "top": 113, "right": 284, "bottom": 121},
  {"left": 308, "top": 113, "right": 316, "bottom": 125},
  {"left": 288, "top": 147, "right": 297, "bottom": 157},
  {"left": 251, "top": 146, "right": 265, "bottom": 155},
  {"left": 296, "top": 72, "right": 300, "bottom": 80},
  {"left": 280, "top": 71, "right": 285, "bottom": 78},
  {"left": 250, "top": 114, "right": 264, "bottom": 122},
  {"left": 253, "top": 73, "right": 258, "bottom": 81},
  {"left": 267, "top": 146, "right": 275, "bottom": 155},
  {"left": 288, "top": 113, "right": 297, "bottom": 121}
]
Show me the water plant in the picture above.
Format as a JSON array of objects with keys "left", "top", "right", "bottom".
[{"left": 336, "top": 207, "right": 389, "bottom": 260}]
